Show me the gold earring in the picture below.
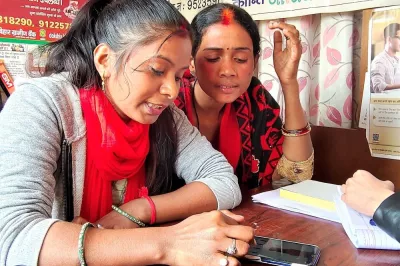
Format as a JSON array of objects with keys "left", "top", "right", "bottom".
[{"left": 101, "top": 71, "right": 106, "bottom": 92}]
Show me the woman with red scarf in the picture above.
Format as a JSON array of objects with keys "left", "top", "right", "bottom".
[
  {"left": 0, "top": 1, "right": 251, "bottom": 266},
  {"left": 175, "top": 4, "right": 314, "bottom": 189}
]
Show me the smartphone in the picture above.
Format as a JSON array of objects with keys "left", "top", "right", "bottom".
[{"left": 244, "top": 236, "right": 321, "bottom": 266}]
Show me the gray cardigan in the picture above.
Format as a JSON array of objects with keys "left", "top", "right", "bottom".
[{"left": 0, "top": 74, "right": 241, "bottom": 266}]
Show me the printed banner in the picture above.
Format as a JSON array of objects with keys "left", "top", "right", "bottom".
[
  {"left": 0, "top": 0, "right": 83, "bottom": 43},
  {"left": 0, "top": 42, "right": 43, "bottom": 79},
  {"left": 365, "top": 6, "right": 400, "bottom": 160},
  {"left": 169, "top": 0, "right": 400, "bottom": 21},
  {"left": 167, "top": 0, "right": 221, "bottom": 21}
]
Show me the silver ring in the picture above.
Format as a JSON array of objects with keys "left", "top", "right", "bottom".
[
  {"left": 219, "top": 257, "right": 228, "bottom": 266},
  {"left": 226, "top": 238, "right": 237, "bottom": 255}
]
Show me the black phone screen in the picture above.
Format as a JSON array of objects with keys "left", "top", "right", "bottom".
[{"left": 248, "top": 236, "right": 320, "bottom": 265}]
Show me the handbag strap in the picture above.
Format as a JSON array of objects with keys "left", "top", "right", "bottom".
[{"left": 61, "top": 139, "right": 74, "bottom": 221}]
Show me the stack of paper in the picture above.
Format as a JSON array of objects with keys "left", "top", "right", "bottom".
[
  {"left": 252, "top": 188, "right": 340, "bottom": 223},
  {"left": 279, "top": 180, "right": 337, "bottom": 211},
  {"left": 335, "top": 187, "right": 400, "bottom": 250}
]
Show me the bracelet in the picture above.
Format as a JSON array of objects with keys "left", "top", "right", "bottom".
[
  {"left": 78, "top": 222, "right": 95, "bottom": 266},
  {"left": 139, "top": 186, "right": 157, "bottom": 225},
  {"left": 111, "top": 205, "right": 146, "bottom": 227},
  {"left": 282, "top": 122, "right": 311, "bottom": 137},
  {"left": 277, "top": 150, "right": 314, "bottom": 183}
]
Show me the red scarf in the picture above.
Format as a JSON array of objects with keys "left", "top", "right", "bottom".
[
  {"left": 218, "top": 103, "right": 241, "bottom": 171},
  {"left": 181, "top": 88, "right": 241, "bottom": 171},
  {"left": 79, "top": 88, "right": 150, "bottom": 222}
]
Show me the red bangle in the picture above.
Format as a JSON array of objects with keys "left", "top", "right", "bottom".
[
  {"left": 282, "top": 122, "right": 311, "bottom": 137},
  {"left": 139, "top": 187, "right": 156, "bottom": 225}
]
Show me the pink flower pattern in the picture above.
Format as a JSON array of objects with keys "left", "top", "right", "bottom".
[{"left": 258, "top": 12, "right": 362, "bottom": 128}]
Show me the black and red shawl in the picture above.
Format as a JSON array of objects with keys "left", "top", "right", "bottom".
[{"left": 175, "top": 72, "right": 284, "bottom": 189}]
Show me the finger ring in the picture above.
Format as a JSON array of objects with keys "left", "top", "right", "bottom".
[
  {"left": 252, "top": 222, "right": 259, "bottom": 230},
  {"left": 219, "top": 257, "right": 228, "bottom": 266},
  {"left": 226, "top": 238, "right": 237, "bottom": 255}
]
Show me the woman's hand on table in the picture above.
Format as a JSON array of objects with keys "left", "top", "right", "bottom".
[
  {"left": 74, "top": 209, "right": 253, "bottom": 265},
  {"left": 163, "top": 210, "right": 254, "bottom": 266}
]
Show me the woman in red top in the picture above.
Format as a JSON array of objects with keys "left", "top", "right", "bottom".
[{"left": 175, "top": 3, "right": 314, "bottom": 189}]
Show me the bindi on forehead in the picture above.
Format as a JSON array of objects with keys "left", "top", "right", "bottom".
[{"left": 221, "top": 9, "right": 234, "bottom": 26}]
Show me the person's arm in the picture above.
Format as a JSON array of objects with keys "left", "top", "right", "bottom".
[
  {"left": 270, "top": 83, "right": 314, "bottom": 185},
  {"left": 373, "top": 192, "right": 400, "bottom": 243},
  {"left": 0, "top": 82, "right": 63, "bottom": 265},
  {"left": 281, "top": 81, "right": 313, "bottom": 162},
  {"left": 268, "top": 22, "right": 313, "bottom": 163},
  {"left": 39, "top": 221, "right": 171, "bottom": 265},
  {"left": 265, "top": 22, "right": 312, "bottom": 185},
  {"left": 40, "top": 211, "right": 253, "bottom": 266},
  {"left": 128, "top": 106, "right": 241, "bottom": 224},
  {"left": 41, "top": 210, "right": 252, "bottom": 266},
  {"left": 97, "top": 105, "right": 241, "bottom": 227}
]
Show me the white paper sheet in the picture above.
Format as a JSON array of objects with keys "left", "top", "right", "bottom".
[{"left": 335, "top": 187, "right": 400, "bottom": 249}]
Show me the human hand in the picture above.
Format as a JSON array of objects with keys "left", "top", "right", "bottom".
[
  {"left": 269, "top": 21, "right": 301, "bottom": 89},
  {"left": 341, "top": 170, "right": 395, "bottom": 217},
  {"left": 164, "top": 210, "right": 254, "bottom": 266}
]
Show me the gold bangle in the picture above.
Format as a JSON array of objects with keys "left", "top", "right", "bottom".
[{"left": 277, "top": 150, "right": 314, "bottom": 183}]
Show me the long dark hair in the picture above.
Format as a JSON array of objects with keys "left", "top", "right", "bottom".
[
  {"left": 36, "top": 0, "right": 192, "bottom": 195},
  {"left": 191, "top": 3, "right": 260, "bottom": 57}
]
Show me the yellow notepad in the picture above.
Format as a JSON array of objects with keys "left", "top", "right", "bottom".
[{"left": 279, "top": 180, "right": 337, "bottom": 211}]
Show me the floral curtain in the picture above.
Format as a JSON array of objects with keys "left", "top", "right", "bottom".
[{"left": 258, "top": 12, "right": 362, "bottom": 128}]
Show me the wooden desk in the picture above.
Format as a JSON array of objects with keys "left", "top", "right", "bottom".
[{"left": 235, "top": 187, "right": 400, "bottom": 266}]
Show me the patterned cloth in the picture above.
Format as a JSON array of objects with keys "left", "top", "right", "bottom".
[{"left": 175, "top": 72, "right": 284, "bottom": 189}]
